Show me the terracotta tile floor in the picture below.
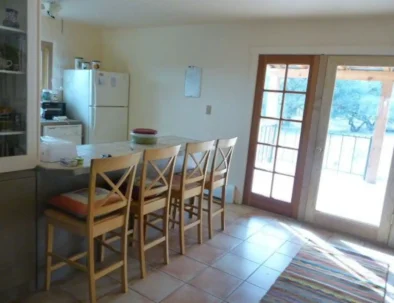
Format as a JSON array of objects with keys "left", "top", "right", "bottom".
[{"left": 24, "top": 204, "right": 394, "bottom": 303}]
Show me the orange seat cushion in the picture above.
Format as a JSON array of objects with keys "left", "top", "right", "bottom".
[{"left": 49, "top": 188, "right": 121, "bottom": 217}]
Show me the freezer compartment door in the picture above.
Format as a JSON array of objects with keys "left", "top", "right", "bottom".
[
  {"left": 88, "top": 107, "right": 128, "bottom": 144},
  {"left": 92, "top": 71, "right": 129, "bottom": 107},
  {"left": 63, "top": 70, "right": 92, "bottom": 125}
]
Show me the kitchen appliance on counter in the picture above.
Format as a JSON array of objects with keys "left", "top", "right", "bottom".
[
  {"left": 40, "top": 136, "right": 78, "bottom": 163},
  {"left": 63, "top": 70, "right": 129, "bottom": 144},
  {"left": 42, "top": 124, "right": 83, "bottom": 145},
  {"left": 40, "top": 101, "right": 66, "bottom": 120}
]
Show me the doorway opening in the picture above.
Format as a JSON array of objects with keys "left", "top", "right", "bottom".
[{"left": 316, "top": 65, "right": 394, "bottom": 226}]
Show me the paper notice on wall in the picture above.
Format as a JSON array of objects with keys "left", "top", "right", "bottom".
[
  {"left": 111, "top": 76, "right": 117, "bottom": 87},
  {"left": 98, "top": 74, "right": 106, "bottom": 86},
  {"left": 185, "top": 66, "right": 202, "bottom": 98}
]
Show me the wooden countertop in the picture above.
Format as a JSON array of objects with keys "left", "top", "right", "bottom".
[{"left": 37, "top": 136, "right": 197, "bottom": 176}]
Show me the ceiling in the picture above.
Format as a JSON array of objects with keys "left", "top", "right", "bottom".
[{"left": 56, "top": 0, "right": 394, "bottom": 28}]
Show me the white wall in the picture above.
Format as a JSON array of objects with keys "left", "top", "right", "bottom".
[
  {"left": 101, "top": 17, "right": 394, "bottom": 202},
  {"left": 41, "top": 16, "right": 103, "bottom": 89}
]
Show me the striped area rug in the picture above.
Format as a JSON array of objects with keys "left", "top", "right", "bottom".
[{"left": 262, "top": 245, "right": 389, "bottom": 303}]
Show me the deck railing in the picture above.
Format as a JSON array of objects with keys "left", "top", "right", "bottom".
[
  {"left": 323, "top": 133, "right": 371, "bottom": 176},
  {"left": 256, "top": 123, "right": 372, "bottom": 177}
]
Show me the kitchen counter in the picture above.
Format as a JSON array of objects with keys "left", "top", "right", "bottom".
[
  {"left": 38, "top": 136, "right": 197, "bottom": 176},
  {"left": 40, "top": 118, "right": 82, "bottom": 126},
  {"left": 35, "top": 135, "right": 198, "bottom": 289}
]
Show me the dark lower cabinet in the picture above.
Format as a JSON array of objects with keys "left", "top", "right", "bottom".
[{"left": 0, "top": 171, "right": 36, "bottom": 302}]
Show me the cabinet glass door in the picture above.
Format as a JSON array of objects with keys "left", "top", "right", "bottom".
[{"left": 0, "top": 0, "right": 27, "bottom": 157}]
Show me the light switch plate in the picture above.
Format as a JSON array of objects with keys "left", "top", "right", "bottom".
[{"left": 206, "top": 105, "right": 212, "bottom": 115}]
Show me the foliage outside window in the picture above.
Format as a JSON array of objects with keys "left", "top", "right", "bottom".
[{"left": 284, "top": 78, "right": 393, "bottom": 134}]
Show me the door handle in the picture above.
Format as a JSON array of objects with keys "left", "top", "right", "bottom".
[
  {"left": 316, "top": 147, "right": 324, "bottom": 153},
  {"left": 91, "top": 109, "right": 96, "bottom": 132}
]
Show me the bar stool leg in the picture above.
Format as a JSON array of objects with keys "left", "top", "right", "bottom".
[
  {"left": 87, "top": 235, "right": 97, "bottom": 303},
  {"left": 121, "top": 223, "right": 128, "bottom": 293},
  {"left": 131, "top": 214, "right": 137, "bottom": 247},
  {"left": 169, "top": 203, "right": 173, "bottom": 228},
  {"left": 139, "top": 213, "right": 147, "bottom": 278},
  {"left": 45, "top": 223, "right": 54, "bottom": 291},
  {"left": 179, "top": 198, "right": 186, "bottom": 255},
  {"left": 99, "top": 234, "right": 106, "bottom": 262},
  {"left": 208, "top": 189, "right": 214, "bottom": 239},
  {"left": 143, "top": 215, "right": 148, "bottom": 241},
  {"left": 198, "top": 195, "right": 203, "bottom": 244},
  {"left": 188, "top": 197, "right": 195, "bottom": 219},
  {"left": 221, "top": 186, "right": 226, "bottom": 231},
  {"left": 171, "top": 199, "right": 177, "bottom": 229},
  {"left": 164, "top": 204, "right": 170, "bottom": 265}
]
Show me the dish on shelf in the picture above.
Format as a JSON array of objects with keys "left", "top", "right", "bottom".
[
  {"left": 0, "top": 25, "right": 26, "bottom": 35},
  {"left": 0, "top": 106, "right": 12, "bottom": 114},
  {"left": 0, "top": 69, "right": 24, "bottom": 74},
  {"left": 0, "top": 111, "right": 23, "bottom": 132},
  {"left": 0, "top": 130, "right": 25, "bottom": 136},
  {"left": 3, "top": 8, "right": 20, "bottom": 29}
]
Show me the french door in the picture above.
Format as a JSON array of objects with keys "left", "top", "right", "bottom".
[
  {"left": 244, "top": 55, "right": 319, "bottom": 217},
  {"left": 306, "top": 56, "right": 394, "bottom": 243}
]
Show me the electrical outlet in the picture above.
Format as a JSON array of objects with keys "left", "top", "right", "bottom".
[{"left": 206, "top": 105, "right": 212, "bottom": 115}]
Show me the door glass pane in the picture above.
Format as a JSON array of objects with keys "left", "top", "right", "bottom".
[
  {"left": 272, "top": 174, "right": 294, "bottom": 203},
  {"left": 261, "top": 92, "right": 283, "bottom": 118},
  {"left": 255, "top": 144, "right": 275, "bottom": 171},
  {"left": 286, "top": 65, "right": 310, "bottom": 92},
  {"left": 316, "top": 65, "right": 394, "bottom": 226},
  {"left": 264, "top": 64, "right": 286, "bottom": 91},
  {"left": 282, "top": 93, "right": 306, "bottom": 121},
  {"left": 0, "top": 0, "right": 27, "bottom": 158},
  {"left": 252, "top": 170, "right": 272, "bottom": 197},
  {"left": 278, "top": 121, "right": 301, "bottom": 149},
  {"left": 276, "top": 148, "right": 298, "bottom": 175},
  {"left": 258, "top": 119, "right": 279, "bottom": 145}
]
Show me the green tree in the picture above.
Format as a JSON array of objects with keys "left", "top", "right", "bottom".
[
  {"left": 284, "top": 78, "right": 383, "bottom": 132},
  {"left": 283, "top": 78, "right": 307, "bottom": 119},
  {"left": 331, "top": 80, "right": 381, "bottom": 132}
]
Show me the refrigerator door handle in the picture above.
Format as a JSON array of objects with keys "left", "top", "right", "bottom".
[{"left": 91, "top": 108, "right": 96, "bottom": 133}]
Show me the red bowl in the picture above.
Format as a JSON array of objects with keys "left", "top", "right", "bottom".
[{"left": 132, "top": 128, "right": 158, "bottom": 135}]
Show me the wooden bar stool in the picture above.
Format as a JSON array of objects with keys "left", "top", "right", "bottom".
[
  {"left": 129, "top": 145, "right": 181, "bottom": 278},
  {"left": 204, "top": 137, "right": 237, "bottom": 239},
  {"left": 170, "top": 140, "right": 215, "bottom": 255},
  {"left": 45, "top": 153, "right": 142, "bottom": 303}
]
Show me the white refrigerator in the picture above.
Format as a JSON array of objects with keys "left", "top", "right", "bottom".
[{"left": 63, "top": 70, "right": 129, "bottom": 144}]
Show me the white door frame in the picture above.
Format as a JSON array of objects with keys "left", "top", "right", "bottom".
[{"left": 304, "top": 55, "right": 394, "bottom": 244}]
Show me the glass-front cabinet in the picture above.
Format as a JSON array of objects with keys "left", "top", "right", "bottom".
[{"left": 0, "top": 0, "right": 39, "bottom": 172}]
